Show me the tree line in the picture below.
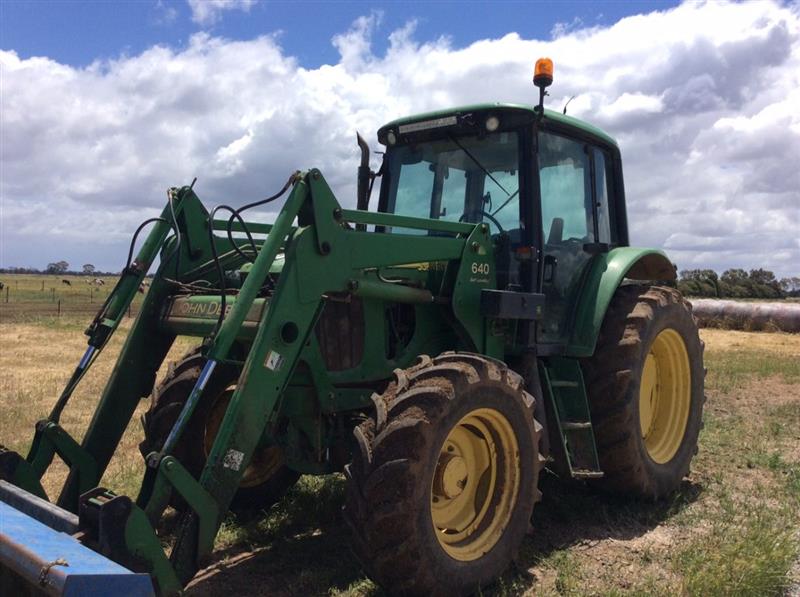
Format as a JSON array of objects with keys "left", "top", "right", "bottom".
[
  {"left": 678, "top": 268, "right": 800, "bottom": 299},
  {"left": 0, "top": 263, "right": 120, "bottom": 276}
]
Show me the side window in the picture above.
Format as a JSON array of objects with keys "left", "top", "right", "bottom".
[
  {"left": 538, "top": 133, "right": 591, "bottom": 244},
  {"left": 538, "top": 132, "right": 593, "bottom": 343},
  {"left": 593, "top": 148, "right": 612, "bottom": 244}
]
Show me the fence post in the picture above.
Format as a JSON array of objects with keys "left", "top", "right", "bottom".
[
  {"left": 58, "top": 299, "right": 61, "bottom": 317},
  {"left": 5, "top": 286, "right": 8, "bottom": 303}
]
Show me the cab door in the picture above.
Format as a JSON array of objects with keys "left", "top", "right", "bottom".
[{"left": 537, "top": 131, "right": 613, "bottom": 345}]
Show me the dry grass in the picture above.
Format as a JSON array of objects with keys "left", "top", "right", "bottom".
[
  {"left": 700, "top": 328, "right": 800, "bottom": 355},
  {"left": 0, "top": 318, "right": 193, "bottom": 498},
  {"left": 0, "top": 319, "right": 798, "bottom": 596}
]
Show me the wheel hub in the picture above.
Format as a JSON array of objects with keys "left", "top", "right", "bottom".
[
  {"left": 638, "top": 328, "right": 691, "bottom": 464},
  {"left": 433, "top": 452, "right": 468, "bottom": 499},
  {"left": 430, "top": 408, "right": 520, "bottom": 561}
]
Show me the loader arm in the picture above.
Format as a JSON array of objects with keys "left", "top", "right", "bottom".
[
  {"left": 0, "top": 169, "right": 494, "bottom": 595},
  {"left": 165, "top": 170, "right": 495, "bottom": 578}
]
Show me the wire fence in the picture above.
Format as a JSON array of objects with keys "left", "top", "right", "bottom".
[{"left": 0, "top": 283, "right": 141, "bottom": 322}]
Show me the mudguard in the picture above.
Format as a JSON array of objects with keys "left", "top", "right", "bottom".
[{"left": 566, "top": 247, "right": 676, "bottom": 357}]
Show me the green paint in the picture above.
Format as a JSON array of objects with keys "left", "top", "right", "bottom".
[
  {"left": 567, "top": 247, "right": 676, "bottom": 357},
  {"left": 540, "top": 357, "right": 602, "bottom": 477},
  {"left": 379, "top": 104, "right": 617, "bottom": 147}
]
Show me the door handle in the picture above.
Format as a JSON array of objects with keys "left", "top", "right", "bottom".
[{"left": 543, "top": 255, "right": 558, "bottom": 283}]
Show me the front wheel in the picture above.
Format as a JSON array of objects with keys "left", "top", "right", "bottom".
[
  {"left": 140, "top": 347, "right": 299, "bottom": 512},
  {"left": 344, "top": 353, "right": 543, "bottom": 596}
]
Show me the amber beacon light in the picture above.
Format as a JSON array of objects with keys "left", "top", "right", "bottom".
[
  {"left": 533, "top": 57, "right": 554, "bottom": 88},
  {"left": 533, "top": 57, "right": 553, "bottom": 113}
]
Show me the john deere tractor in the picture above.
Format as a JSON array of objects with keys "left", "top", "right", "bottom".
[{"left": 0, "top": 59, "right": 703, "bottom": 596}]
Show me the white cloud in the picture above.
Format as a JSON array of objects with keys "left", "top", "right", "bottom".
[
  {"left": 153, "top": 0, "right": 178, "bottom": 26},
  {"left": 187, "top": 0, "right": 256, "bottom": 26},
  {"left": 550, "top": 16, "right": 587, "bottom": 39},
  {"left": 1, "top": 0, "right": 798, "bottom": 276}
]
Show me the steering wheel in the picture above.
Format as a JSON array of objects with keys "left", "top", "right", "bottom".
[{"left": 459, "top": 211, "right": 505, "bottom": 233}]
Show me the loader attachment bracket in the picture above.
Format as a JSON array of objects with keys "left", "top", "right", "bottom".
[
  {"left": 139, "top": 455, "right": 220, "bottom": 562},
  {"left": 79, "top": 488, "right": 181, "bottom": 595},
  {"left": 33, "top": 421, "right": 99, "bottom": 496},
  {"left": 0, "top": 448, "right": 47, "bottom": 500}
]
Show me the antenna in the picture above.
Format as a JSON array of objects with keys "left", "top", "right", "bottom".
[{"left": 562, "top": 95, "right": 576, "bottom": 115}]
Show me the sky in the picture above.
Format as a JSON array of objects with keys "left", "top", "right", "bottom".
[{"left": 1, "top": 0, "right": 798, "bottom": 278}]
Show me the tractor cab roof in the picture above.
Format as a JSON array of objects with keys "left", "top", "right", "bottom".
[{"left": 377, "top": 103, "right": 617, "bottom": 148}]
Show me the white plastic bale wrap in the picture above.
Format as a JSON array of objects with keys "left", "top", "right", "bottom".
[{"left": 690, "top": 299, "right": 800, "bottom": 333}]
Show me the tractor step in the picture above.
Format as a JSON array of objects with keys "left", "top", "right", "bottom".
[
  {"left": 571, "top": 470, "right": 605, "bottom": 479},
  {"left": 540, "top": 357, "right": 604, "bottom": 479},
  {"left": 0, "top": 483, "right": 154, "bottom": 596}
]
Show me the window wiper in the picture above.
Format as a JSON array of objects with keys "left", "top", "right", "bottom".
[
  {"left": 447, "top": 133, "right": 512, "bottom": 198},
  {"left": 491, "top": 189, "right": 520, "bottom": 217}
]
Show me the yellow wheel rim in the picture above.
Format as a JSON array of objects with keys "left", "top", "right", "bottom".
[
  {"left": 431, "top": 408, "right": 520, "bottom": 561},
  {"left": 639, "top": 328, "right": 691, "bottom": 464},
  {"left": 204, "top": 388, "right": 284, "bottom": 488}
]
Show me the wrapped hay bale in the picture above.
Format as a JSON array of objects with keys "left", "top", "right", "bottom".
[{"left": 690, "top": 299, "right": 800, "bottom": 333}]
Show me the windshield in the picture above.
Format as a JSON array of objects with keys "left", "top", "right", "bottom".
[{"left": 382, "top": 131, "right": 520, "bottom": 235}]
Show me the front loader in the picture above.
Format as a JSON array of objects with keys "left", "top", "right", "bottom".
[{"left": 0, "top": 59, "right": 704, "bottom": 596}]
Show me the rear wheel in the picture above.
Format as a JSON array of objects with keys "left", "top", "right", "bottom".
[
  {"left": 344, "top": 352, "right": 543, "bottom": 595},
  {"left": 140, "top": 347, "right": 298, "bottom": 512},
  {"left": 582, "top": 285, "right": 704, "bottom": 498}
]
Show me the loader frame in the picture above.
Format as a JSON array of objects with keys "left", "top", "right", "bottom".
[{"left": 2, "top": 169, "right": 503, "bottom": 593}]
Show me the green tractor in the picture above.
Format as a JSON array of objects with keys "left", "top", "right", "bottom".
[{"left": 0, "top": 59, "right": 703, "bottom": 596}]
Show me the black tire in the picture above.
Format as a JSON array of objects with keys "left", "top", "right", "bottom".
[
  {"left": 581, "top": 285, "right": 705, "bottom": 499},
  {"left": 344, "top": 352, "right": 544, "bottom": 596},
  {"left": 140, "top": 347, "right": 299, "bottom": 512}
]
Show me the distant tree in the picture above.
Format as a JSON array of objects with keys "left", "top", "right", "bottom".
[
  {"left": 748, "top": 268, "right": 777, "bottom": 286},
  {"left": 46, "top": 261, "right": 69, "bottom": 274},
  {"left": 82, "top": 264, "right": 96, "bottom": 275},
  {"left": 720, "top": 268, "right": 751, "bottom": 298},
  {"left": 721, "top": 269, "right": 748, "bottom": 285},
  {"left": 748, "top": 269, "right": 782, "bottom": 299},
  {"left": 780, "top": 276, "right": 800, "bottom": 297},
  {"left": 679, "top": 269, "right": 719, "bottom": 297},
  {"left": 677, "top": 280, "right": 700, "bottom": 296}
]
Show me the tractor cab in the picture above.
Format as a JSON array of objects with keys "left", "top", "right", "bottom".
[{"left": 376, "top": 102, "right": 629, "bottom": 348}]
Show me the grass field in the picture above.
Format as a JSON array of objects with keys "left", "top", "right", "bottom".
[
  {"left": 0, "top": 315, "right": 798, "bottom": 596},
  {"left": 0, "top": 273, "right": 143, "bottom": 321}
]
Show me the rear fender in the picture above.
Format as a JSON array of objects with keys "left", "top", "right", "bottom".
[{"left": 566, "top": 248, "right": 676, "bottom": 357}]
